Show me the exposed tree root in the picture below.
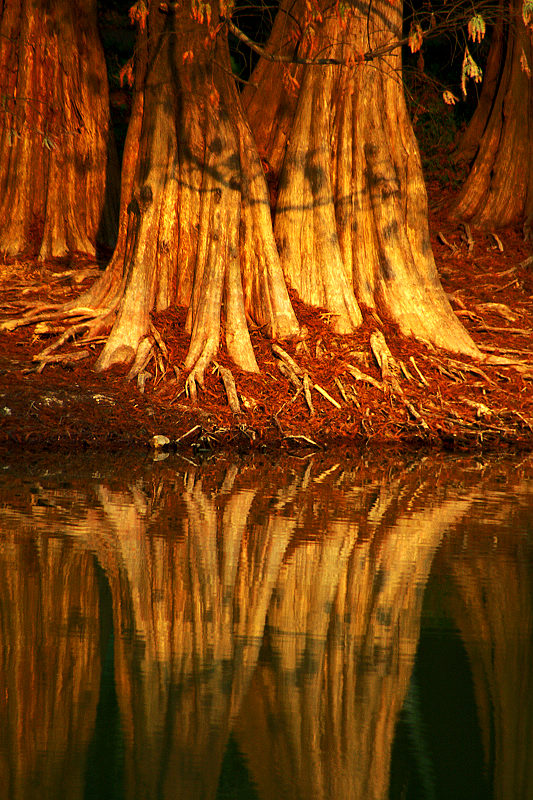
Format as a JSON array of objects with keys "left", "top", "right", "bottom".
[
  {"left": 32, "top": 350, "right": 92, "bottom": 373},
  {"left": 214, "top": 363, "right": 241, "bottom": 415}
]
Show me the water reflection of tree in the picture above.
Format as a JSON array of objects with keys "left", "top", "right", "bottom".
[
  {"left": 445, "top": 471, "right": 533, "bottom": 800},
  {"left": 89, "top": 463, "right": 300, "bottom": 800},
  {"left": 0, "top": 453, "right": 505, "bottom": 800},
  {"left": 0, "top": 528, "right": 101, "bottom": 800},
  {"left": 235, "top": 464, "right": 473, "bottom": 800}
]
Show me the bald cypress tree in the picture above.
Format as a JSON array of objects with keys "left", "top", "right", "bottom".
[{"left": 0, "top": 0, "right": 118, "bottom": 259}]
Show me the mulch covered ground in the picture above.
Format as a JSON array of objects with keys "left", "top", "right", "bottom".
[{"left": 1, "top": 177, "right": 532, "bottom": 457}]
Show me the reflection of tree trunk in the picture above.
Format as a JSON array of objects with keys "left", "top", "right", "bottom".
[
  {"left": 0, "top": 532, "right": 101, "bottom": 800},
  {"left": 235, "top": 476, "right": 472, "bottom": 800},
  {"left": 91, "top": 467, "right": 294, "bottom": 799},
  {"left": 447, "top": 521, "right": 533, "bottom": 799},
  {"left": 4, "top": 453, "right": 523, "bottom": 800}
]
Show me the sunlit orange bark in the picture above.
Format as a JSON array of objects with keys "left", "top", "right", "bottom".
[
  {"left": 65, "top": 0, "right": 299, "bottom": 391},
  {"left": 246, "top": 0, "right": 480, "bottom": 356},
  {"left": 1, "top": 0, "right": 484, "bottom": 385},
  {"left": 0, "top": 0, "right": 118, "bottom": 259}
]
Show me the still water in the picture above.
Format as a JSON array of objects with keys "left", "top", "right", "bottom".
[{"left": 0, "top": 450, "right": 532, "bottom": 800}]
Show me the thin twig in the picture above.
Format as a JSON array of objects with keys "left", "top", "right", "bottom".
[{"left": 314, "top": 383, "right": 341, "bottom": 409}]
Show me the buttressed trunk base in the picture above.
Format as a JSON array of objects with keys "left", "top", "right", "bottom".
[
  {"left": 92, "top": 0, "right": 299, "bottom": 390},
  {"left": 247, "top": 0, "right": 480, "bottom": 358},
  {"left": 0, "top": 0, "right": 118, "bottom": 260}
]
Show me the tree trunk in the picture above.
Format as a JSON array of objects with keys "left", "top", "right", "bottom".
[
  {"left": 248, "top": 0, "right": 480, "bottom": 355},
  {"left": 0, "top": 0, "right": 119, "bottom": 259},
  {"left": 452, "top": 7, "right": 505, "bottom": 165},
  {"left": 3, "top": 0, "right": 484, "bottom": 380},
  {"left": 81, "top": 0, "right": 299, "bottom": 389},
  {"left": 241, "top": 0, "right": 305, "bottom": 180},
  {"left": 451, "top": 0, "right": 533, "bottom": 229}
]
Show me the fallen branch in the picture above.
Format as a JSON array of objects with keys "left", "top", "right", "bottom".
[
  {"left": 460, "top": 398, "right": 493, "bottom": 418},
  {"left": 475, "top": 302, "right": 517, "bottom": 322},
  {"left": 479, "top": 344, "right": 532, "bottom": 356},
  {"left": 276, "top": 359, "right": 302, "bottom": 390},
  {"left": 462, "top": 223, "right": 474, "bottom": 253},
  {"left": 402, "top": 399, "right": 430, "bottom": 430},
  {"left": 445, "top": 358, "right": 494, "bottom": 383},
  {"left": 492, "top": 277, "right": 520, "bottom": 293},
  {"left": 283, "top": 434, "right": 321, "bottom": 449},
  {"left": 475, "top": 324, "right": 531, "bottom": 335},
  {"left": 518, "top": 254, "right": 533, "bottom": 270},
  {"left": 334, "top": 376, "right": 349, "bottom": 403},
  {"left": 0, "top": 305, "right": 107, "bottom": 332},
  {"left": 272, "top": 343, "right": 304, "bottom": 376},
  {"left": 399, "top": 360, "right": 415, "bottom": 382},
  {"left": 490, "top": 232, "right": 504, "bottom": 252},
  {"left": 175, "top": 425, "right": 202, "bottom": 444},
  {"left": 409, "top": 356, "right": 429, "bottom": 387}
]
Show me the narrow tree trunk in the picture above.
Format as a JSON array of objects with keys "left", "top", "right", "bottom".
[
  {"left": 250, "top": 0, "right": 480, "bottom": 355},
  {"left": 452, "top": 7, "right": 505, "bottom": 165},
  {"left": 0, "top": 0, "right": 118, "bottom": 259},
  {"left": 241, "top": 0, "right": 305, "bottom": 179},
  {"left": 451, "top": 0, "right": 533, "bottom": 229}
]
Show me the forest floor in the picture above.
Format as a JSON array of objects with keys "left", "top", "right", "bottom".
[{"left": 1, "top": 173, "right": 533, "bottom": 458}]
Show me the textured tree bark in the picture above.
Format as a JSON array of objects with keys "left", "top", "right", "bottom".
[
  {"left": 249, "top": 0, "right": 480, "bottom": 355},
  {"left": 0, "top": 0, "right": 118, "bottom": 259},
  {"left": 241, "top": 0, "right": 304, "bottom": 180},
  {"left": 3, "top": 0, "right": 484, "bottom": 378},
  {"left": 452, "top": 7, "right": 505, "bottom": 165},
  {"left": 451, "top": 0, "right": 533, "bottom": 229},
  {"left": 89, "top": 0, "right": 299, "bottom": 388}
]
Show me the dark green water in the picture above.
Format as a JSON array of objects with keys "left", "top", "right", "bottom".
[{"left": 0, "top": 451, "right": 531, "bottom": 800}]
